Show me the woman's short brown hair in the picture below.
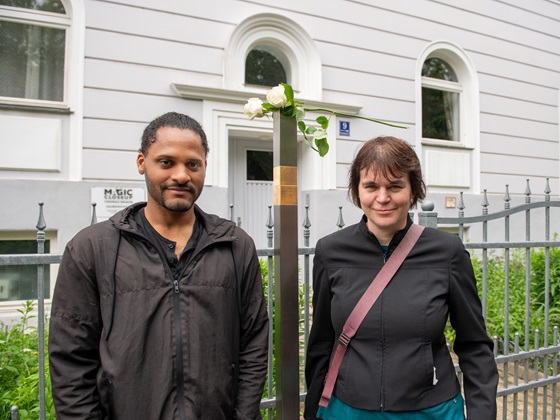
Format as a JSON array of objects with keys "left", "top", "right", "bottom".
[{"left": 348, "top": 136, "right": 426, "bottom": 208}]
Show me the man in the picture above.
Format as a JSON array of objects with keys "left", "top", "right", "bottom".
[{"left": 49, "top": 112, "right": 269, "bottom": 419}]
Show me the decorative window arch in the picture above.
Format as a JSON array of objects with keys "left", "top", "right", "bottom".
[
  {"left": 224, "top": 13, "right": 322, "bottom": 100},
  {"left": 416, "top": 41, "right": 480, "bottom": 192}
]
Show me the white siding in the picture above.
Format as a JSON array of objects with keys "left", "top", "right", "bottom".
[
  {"left": 75, "top": 0, "right": 559, "bottom": 192},
  {"left": 2, "top": 0, "right": 558, "bottom": 210}
]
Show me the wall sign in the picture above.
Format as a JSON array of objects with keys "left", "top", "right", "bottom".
[
  {"left": 91, "top": 187, "right": 146, "bottom": 221},
  {"left": 339, "top": 120, "right": 350, "bottom": 136}
]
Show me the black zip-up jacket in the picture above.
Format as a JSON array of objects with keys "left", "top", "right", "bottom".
[
  {"left": 305, "top": 217, "right": 497, "bottom": 419},
  {"left": 49, "top": 203, "right": 269, "bottom": 419}
]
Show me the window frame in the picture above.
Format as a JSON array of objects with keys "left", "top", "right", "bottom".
[
  {"left": 0, "top": 3, "right": 70, "bottom": 109},
  {"left": 0, "top": 230, "right": 58, "bottom": 312},
  {"left": 421, "top": 75, "right": 463, "bottom": 144}
]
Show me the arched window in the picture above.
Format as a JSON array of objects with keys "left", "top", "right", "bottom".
[
  {"left": 224, "top": 13, "right": 322, "bottom": 100},
  {"left": 416, "top": 42, "right": 480, "bottom": 192},
  {"left": 421, "top": 57, "right": 461, "bottom": 142},
  {"left": 0, "top": 0, "right": 69, "bottom": 104},
  {"left": 245, "top": 47, "right": 288, "bottom": 87}
]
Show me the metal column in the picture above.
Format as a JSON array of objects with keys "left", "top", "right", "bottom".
[{"left": 273, "top": 112, "right": 300, "bottom": 419}]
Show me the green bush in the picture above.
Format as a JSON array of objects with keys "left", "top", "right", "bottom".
[
  {"left": 0, "top": 301, "right": 55, "bottom": 420},
  {"left": 445, "top": 246, "right": 560, "bottom": 353}
]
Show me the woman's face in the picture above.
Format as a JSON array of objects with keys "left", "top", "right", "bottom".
[{"left": 358, "top": 168, "right": 413, "bottom": 244}]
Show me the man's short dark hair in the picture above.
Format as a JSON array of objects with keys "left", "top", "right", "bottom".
[{"left": 140, "top": 112, "right": 209, "bottom": 156}]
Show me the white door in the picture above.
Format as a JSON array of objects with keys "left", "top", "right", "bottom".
[{"left": 229, "top": 138, "right": 273, "bottom": 249}]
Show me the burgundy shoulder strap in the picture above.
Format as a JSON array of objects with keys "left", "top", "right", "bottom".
[{"left": 319, "top": 223, "right": 425, "bottom": 408}]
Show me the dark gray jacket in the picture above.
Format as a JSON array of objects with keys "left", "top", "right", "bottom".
[
  {"left": 49, "top": 203, "right": 268, "bottom": 420},
  {"left": 305, "top": 217, "right": 497, "bottom": 419}
]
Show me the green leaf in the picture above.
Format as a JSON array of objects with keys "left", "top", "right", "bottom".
[
  {"left": 316, "top": 116, "right": 329, "bottom": 129},
  {"left": 280, "top": 105, "right": 295, "bottom": 117},
  {"left": 262, "top": 103, "right": 277, "bottom": 112},
  {"left": 316, "top": 138, "right": 329, "bottom": 157},
  {"left": 298, "top": 121, "right": 307, "bottom": 132},
  {"left": 305, "top": 126, "right": 317, "bottom": 135},
  {"left": 282, "top": 83, "right": 294, "bottom": 105}
]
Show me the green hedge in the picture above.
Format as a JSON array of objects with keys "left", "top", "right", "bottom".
[{"left": 0, "top": 301, "right": 55, "bottom": 420}]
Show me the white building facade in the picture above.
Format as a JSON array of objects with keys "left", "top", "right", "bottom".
[{"left": 0, "top": 0, "right": 559, "bottom": 311}]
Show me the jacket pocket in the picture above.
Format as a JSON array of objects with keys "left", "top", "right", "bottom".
[{"left": 422, "top": 342, "right": 436, "bottom": 388}]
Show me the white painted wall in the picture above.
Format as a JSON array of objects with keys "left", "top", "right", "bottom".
[{"left": 0, "top": 0, "right": 559, "bottom": 238}]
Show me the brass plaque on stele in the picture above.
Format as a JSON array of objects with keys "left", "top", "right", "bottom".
[{"left": 273, "top": 166, "right": 298, "bottom": 205}]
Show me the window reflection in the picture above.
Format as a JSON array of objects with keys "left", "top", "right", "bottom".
[
  {"left": 245, "top": 48, "right": 287, "bottom": 87},
  {"left": 0, "top": 21, "right": 65, "bottom": 101}
]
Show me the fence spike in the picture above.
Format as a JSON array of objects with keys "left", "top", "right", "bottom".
[
  {"left": 504, "top": 184, "right": 511, "bottom": 210},
  {"left": 91, "top": 203, "right": 98, "bottom": 225},
  {"left": 229, "top": 204, "right": 234, "bottom": 221},
  {"left": 266, "top": 205, "right": 274, "bottom": 229},
  {"left": 336, "top": 206, "right": 345, "bottom": 230},
  {"left": 458, "top": 192, "right": 465, "bottom": 218},
  {"left": 302, "top": 205, "right": 311, "bottom": 229},
  {"left": 525, "top": 179, "right": 531, "bottom": 203},
  {"left": 544, "top": 177, "right": 551, "bottom": 201},
  {"left": 36, "top": 202, "right": 46, "bottom": 231},
  {"left": 266, "top": 205, "right": 274, "bottom": 248},
  {"left": 303, "top": 205, "right": 311, "bottom": 247},
  {"left": 482, "top": 189, "right": 489, "bottom": 215}
]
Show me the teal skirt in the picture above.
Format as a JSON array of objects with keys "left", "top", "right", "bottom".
[{"left": 317, "top": 393, "right": 465, "bottom": 420}]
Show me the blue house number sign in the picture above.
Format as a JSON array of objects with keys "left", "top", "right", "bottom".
[{"left": 339, "top": 120, "right": 350, "bottom": 136}]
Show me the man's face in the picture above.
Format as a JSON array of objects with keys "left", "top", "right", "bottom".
[{"left": 137, "top": 126, "right": 207, "bottom": 214}]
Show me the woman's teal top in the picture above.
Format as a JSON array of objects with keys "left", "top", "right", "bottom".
[{"left": 316, "top": 393, "right": 465, "bottom": 420}]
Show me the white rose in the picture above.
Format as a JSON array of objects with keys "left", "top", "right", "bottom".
[
  {"left": 266, "top": 84, "right": 288, "bottom": 108},
  {"left": 244, "top": 98, "right": 265, "bottom": 119}
]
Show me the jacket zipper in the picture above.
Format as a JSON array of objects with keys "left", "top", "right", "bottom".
[
  {"left": 171, "top": 236, "right": 236, "bottom": 419},
  {"left": 117, "top": 226, "right": 236, "bottom": 419},
  {"left": 380, "top": 248, "right": 387, "bottom": 409},
  {"left": 172, "top": 279, "right": 187, "bottom": 420}
]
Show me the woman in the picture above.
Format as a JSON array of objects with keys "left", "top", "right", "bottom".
[{"left": 304, "top": 137, "right": 498, "bottom": 419}]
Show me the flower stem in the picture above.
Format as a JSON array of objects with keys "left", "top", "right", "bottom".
[{"left": 303, "top": 108, "right": 408, "bottom": 129}]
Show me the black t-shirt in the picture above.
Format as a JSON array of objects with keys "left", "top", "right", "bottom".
[{"left": 133, "top": 208, "right": 202, "bottom": 279}]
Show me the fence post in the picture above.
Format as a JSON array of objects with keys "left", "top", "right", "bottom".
[
  {"left": 418, "top": 201, "right": 438, "bottom": 228},
  {"left": 272, "top": 112, "right": 299, "bottom": 419},
  {"left": 35, "top": 203, "right": 47, "bottom": 420}
]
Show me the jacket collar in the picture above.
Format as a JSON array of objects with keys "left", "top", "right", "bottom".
[
  {"left": 110, "top": 202, "right": 237, "bottom": 242},
  {"left": 358, "top": 214, "right": 414, "bottom": 257}
]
